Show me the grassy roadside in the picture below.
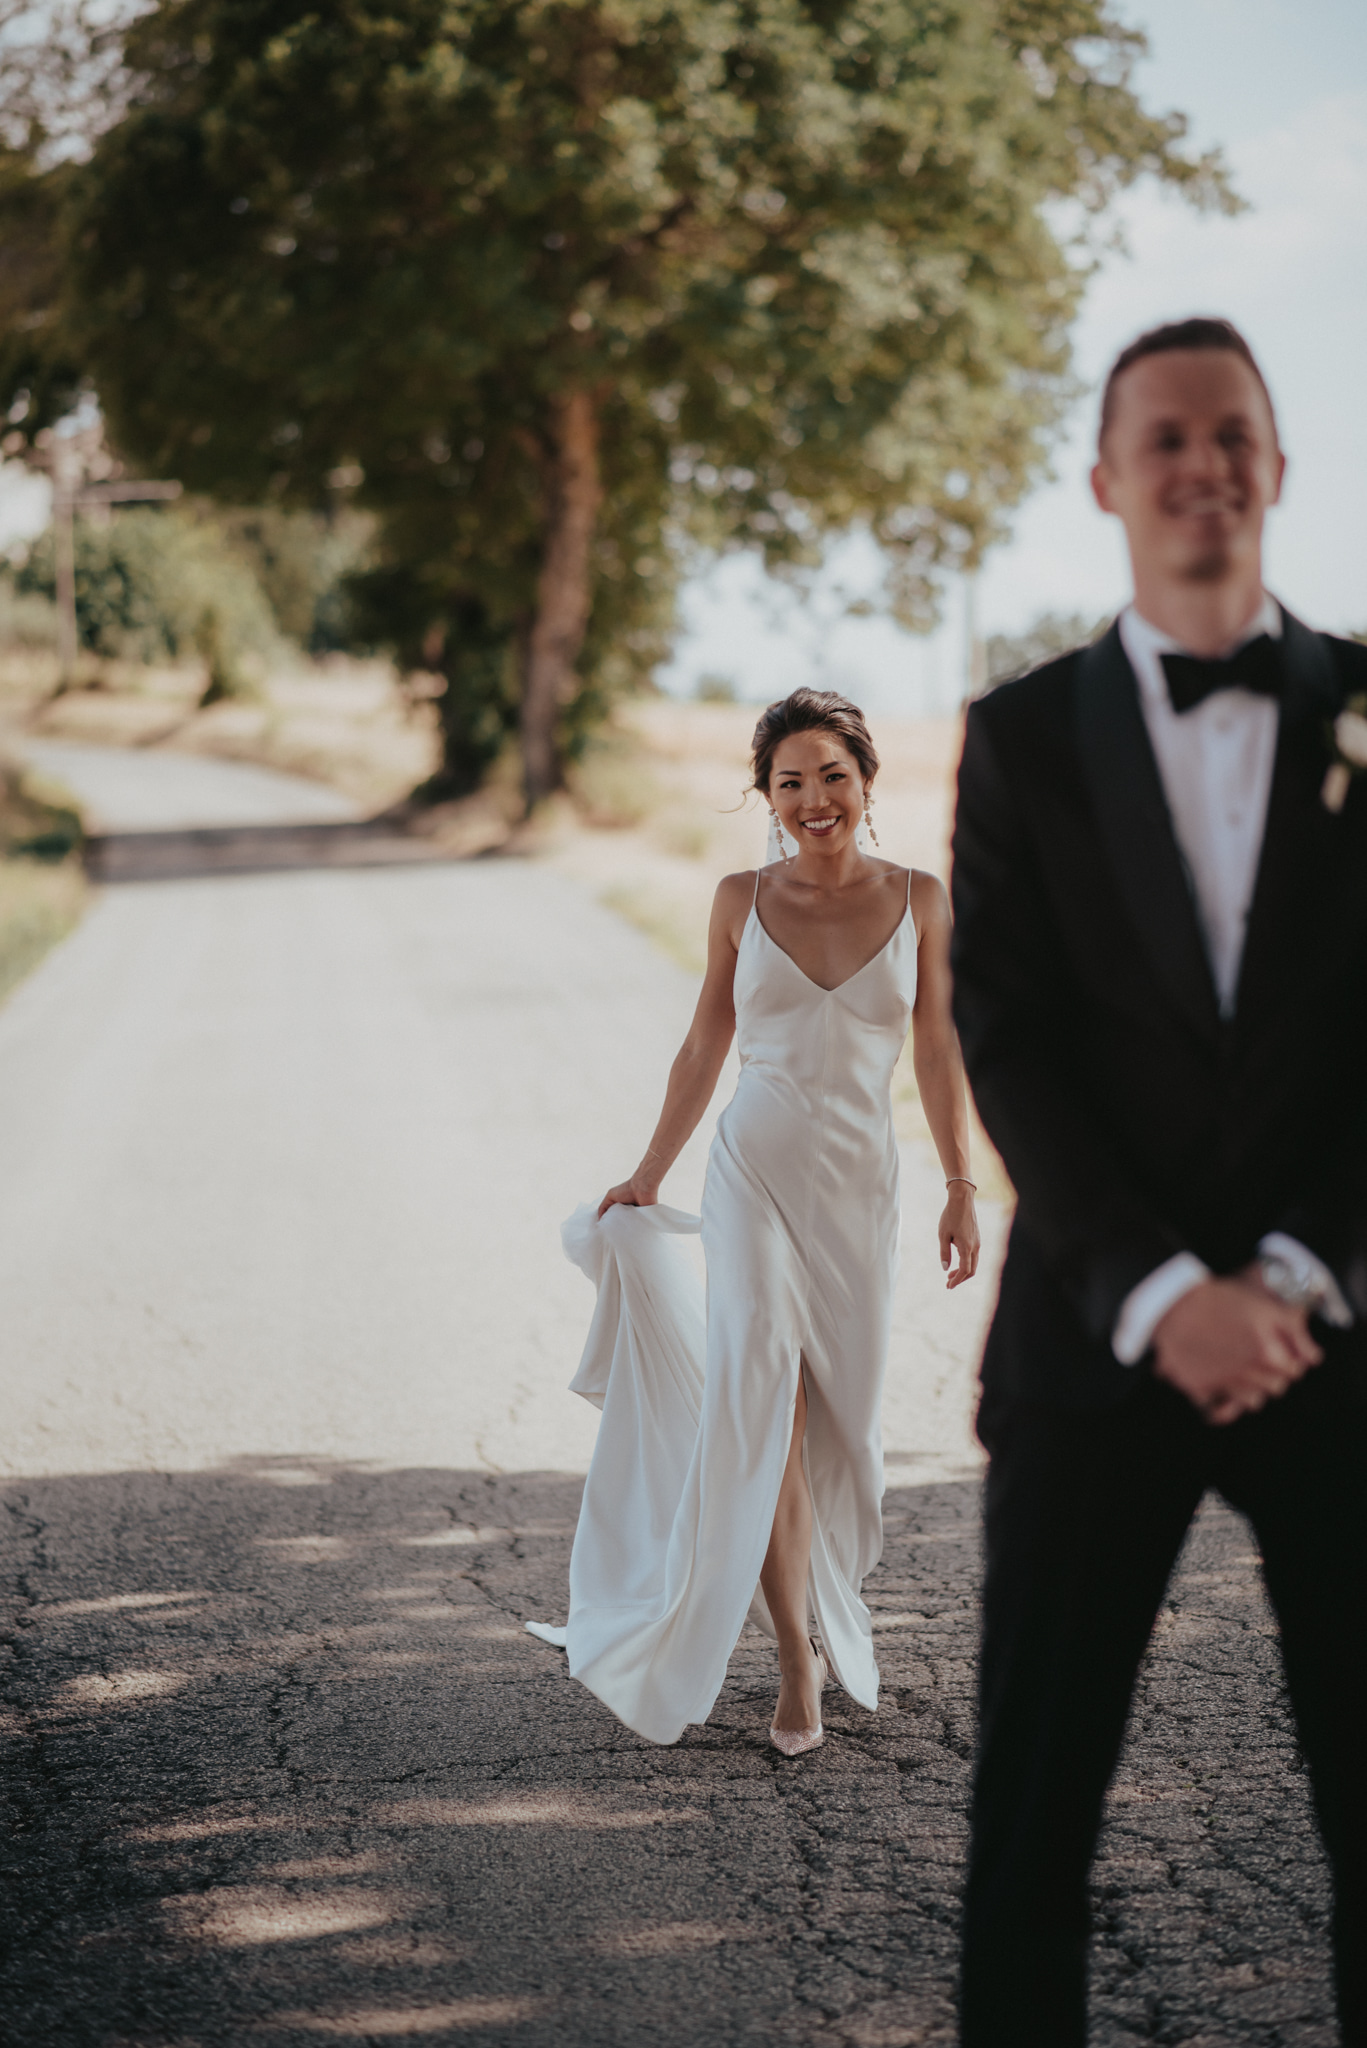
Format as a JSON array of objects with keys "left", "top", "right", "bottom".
[
  {"left": 0, "top": 756, "right": 88, "bottom": 1006},
  {"left": 0, "top": 860, "right": 87, "bottom": 1005}
]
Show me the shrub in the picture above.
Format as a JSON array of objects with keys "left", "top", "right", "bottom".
[
  {"left": 210, "top": 505, "right": 372, "bottom": 651},
  {"left": 15, "top": 505, "right": 278, "bottom": 679},
  {"left": 0, "top": 754, "right": 83, "bottom": 862},
  {"left": 984, "top": 612, "right": 1112, "bottom": 690},
  {"left": 0, "top": 859, "right": 86, "bottom": 1004},
  {"left": 0, "top": 755, "right": 86, "bottom": 1002},
  {"left": 0, "top": 579, "right": 59, "bottom": 650}
]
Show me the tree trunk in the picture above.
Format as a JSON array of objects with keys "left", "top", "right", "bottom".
[{"left": 520, "top": 387, "right": 601, "bottom": 809}]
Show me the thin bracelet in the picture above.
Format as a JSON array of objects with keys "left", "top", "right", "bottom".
[
  {"left": 946, "top": 1176, "right": 977, "bottom": 1191},
  {"left": 643, "top": 1148, "right": 664, "bottom": 1162}
]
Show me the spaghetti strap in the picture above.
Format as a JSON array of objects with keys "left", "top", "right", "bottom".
[
  {"left": 752, "top": 866, "right": 763, "bottom": 910},
  {"left": 906, "top": 866, "right": 912, "bottom": 912}
]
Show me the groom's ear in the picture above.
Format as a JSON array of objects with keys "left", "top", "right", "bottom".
[{"left": 1090, "top": 459, "right": 1115, "bottom": 515}]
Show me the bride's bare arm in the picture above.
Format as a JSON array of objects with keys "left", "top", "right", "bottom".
[
  {"left": 909, "top": 873, "right": 981, "bottom": 1287},
  {"left": 598, "top": 873, "right": 750, "bottom": 1216}
]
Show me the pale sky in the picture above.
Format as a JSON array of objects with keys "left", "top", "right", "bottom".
[
  {"left": 664, "top": 0, "right": 1367, "bottom": 710},
  {"left": 4, "top": 0, "right": 1364, "bottom": 713}
]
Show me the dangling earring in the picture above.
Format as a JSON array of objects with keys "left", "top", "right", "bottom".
[
  {"left": 769, "top": 806, "right": 793, "bottom": 863},
  {"left": 863, "top": 791, "right": 880, "bottom": 848}
]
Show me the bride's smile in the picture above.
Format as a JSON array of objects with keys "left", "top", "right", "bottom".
[{"left": 771, "top": 733, "right": 865, "bottom": 854}]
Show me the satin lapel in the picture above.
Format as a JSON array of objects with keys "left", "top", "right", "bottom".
[
  {"left": 1232, "top": 607, "right": 1343, "bottom": 1025},
  {"left": 1073, "top": 625, "right": 1222, "bottom": 1045}
]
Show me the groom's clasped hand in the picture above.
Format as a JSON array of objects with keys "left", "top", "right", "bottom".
[{"left": 1152, "top": 1265, "right": 1324, "bottom": 1424}]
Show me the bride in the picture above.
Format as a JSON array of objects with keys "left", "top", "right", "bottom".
[{"left": 533, "top": 687, "right": 979, "bottom": 1753}]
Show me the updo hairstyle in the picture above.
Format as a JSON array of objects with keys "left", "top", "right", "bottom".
[{"left": 749, "top": 688, "right": 880, "bottom": 795}]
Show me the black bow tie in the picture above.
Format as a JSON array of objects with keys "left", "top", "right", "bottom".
[{"left": 1160, "top": 635, "right": 1284, "bottom": 715}]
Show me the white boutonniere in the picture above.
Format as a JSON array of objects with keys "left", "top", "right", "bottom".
[{"left": 1322, "top": 695, "right": 1367, "bottom": 813}]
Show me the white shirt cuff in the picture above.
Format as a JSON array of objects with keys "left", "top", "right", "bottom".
[
  {"left": 1257, "top": 1233, "right": 1354, "bottom": 1328},
  {"left": 1112, "top": 1253, "right": 1212, "bottom": 1365}
]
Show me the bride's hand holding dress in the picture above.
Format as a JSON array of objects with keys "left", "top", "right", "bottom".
[{"left": 597, "top": 1170, "right": 659, "bottom": 1216}]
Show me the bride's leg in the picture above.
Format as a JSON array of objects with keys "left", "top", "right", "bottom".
[{"left": 760, "top": 1372, "right": 823, "bottom": 1732}]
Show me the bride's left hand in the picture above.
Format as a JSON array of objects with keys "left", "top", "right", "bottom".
[
  {"left": 939, "top": 1186, "right": 981, "bottom": 1289},
  {"left": 597, "top": 1171, "right": 661, "bottom": 1219}
]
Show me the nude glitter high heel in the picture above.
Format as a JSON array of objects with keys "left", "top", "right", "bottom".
[{"left": 769, "top": 1639, "right": 828, "bottom": 1757}]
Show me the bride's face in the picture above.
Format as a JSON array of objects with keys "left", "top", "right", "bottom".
[{"left": 768, "top": 731, "right": 867, "bottom": 855}]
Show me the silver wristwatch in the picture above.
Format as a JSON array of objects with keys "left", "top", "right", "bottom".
[{"left": 1257, "top": 1250, "right": 1322, "bottom": 1310}]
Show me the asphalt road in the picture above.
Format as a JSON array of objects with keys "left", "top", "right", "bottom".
[{"left": 0, "top": 746, "right": 1338, "bottom": 2046}]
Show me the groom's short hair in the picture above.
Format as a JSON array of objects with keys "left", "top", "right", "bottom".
[{"left": 1099, "top": 317, "right": 1277, "bottom": 447}]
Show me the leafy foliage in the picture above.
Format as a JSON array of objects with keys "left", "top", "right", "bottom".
[
  {"left": 984, "top": 606, "right": 1111, "bottom": 686},
  {"left": 15, "top": 505, "right": 278, "bottom": 671},
  {"left": 0, "top": 2, "right": 146, "bottom": 159},
  {"left": 213, "top": 504, "right": 372, "bottom": 650},
  {"left": 9, "top": 498, "right": 367, "bottom": 680},
  {"left": 5, "top": 0, "right": 1232, "bottom": 790},
  {"left": 0, "top": 141, "right": 85, "bottom": 430}
]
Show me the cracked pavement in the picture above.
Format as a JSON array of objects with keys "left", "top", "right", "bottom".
[
  {"left": 0, "top": 1469, "right": 1335, "bottom": 2046},
  {"left": 0, "top": 748, "right": 1341, "bottom": 2045}
]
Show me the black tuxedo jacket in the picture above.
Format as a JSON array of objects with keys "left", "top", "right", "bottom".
[{"left": 950, "top": 608, "right": 1367, "bottom": 1412}]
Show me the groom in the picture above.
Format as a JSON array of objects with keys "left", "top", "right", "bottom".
[{"left": 951, "top": 317, "right": 1367, "bottom": 2045}]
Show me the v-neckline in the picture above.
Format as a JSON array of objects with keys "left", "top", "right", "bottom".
[{"left": 748, "top": 903, "right": 911, "bottom": 995}]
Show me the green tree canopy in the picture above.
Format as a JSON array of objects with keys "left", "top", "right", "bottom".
[{"left": 7, "top": 0, "right": 1232, "bottom": 800}]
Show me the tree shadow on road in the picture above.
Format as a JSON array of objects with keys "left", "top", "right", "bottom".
[
  {"left": 0, "top": 1462, "right": 1333, "bottom": 2048},
  {"left": 84, "top": 822, "right": 467, "bottom": 884}
]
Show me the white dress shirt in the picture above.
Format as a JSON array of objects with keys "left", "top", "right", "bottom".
[{"left": 1109, "top": 596, "right": 1353, "bottom": 1363}]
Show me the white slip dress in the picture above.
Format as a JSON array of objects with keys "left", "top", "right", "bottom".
[{"left": 535, "top": 866, "right": 917, "bottom": 1745}]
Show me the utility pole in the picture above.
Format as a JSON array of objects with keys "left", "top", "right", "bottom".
[
  {"left": 963, "top": 570, "right": 988, "bottom": 702},
  {"left": 51, "top": 439, "right": 80, "bottom": 688},
  {"left": 24, "top": 415, "right": 181, "bottom": 691}
]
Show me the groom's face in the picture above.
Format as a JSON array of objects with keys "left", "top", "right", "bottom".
[{"left": 1091, "top": 349, "right": 1285, "bottom": 589}]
